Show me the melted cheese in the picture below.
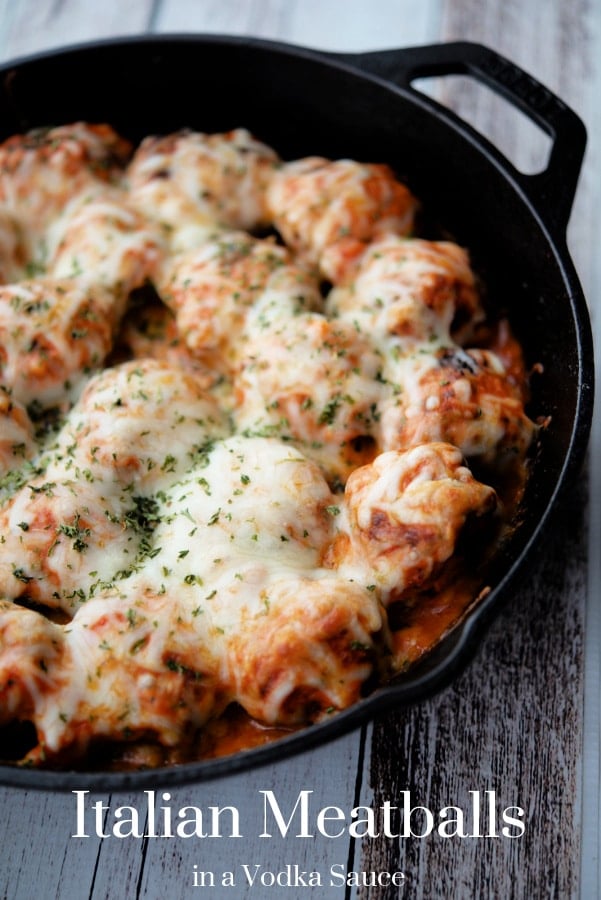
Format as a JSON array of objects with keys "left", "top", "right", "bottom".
[
  {"left": 127, "top": 128, "right": 280, "bottom": 252},
  {"left": 266, "top": 158, "right": 418, "bottom": 279},
  {"left": 0, "top": 123, "right": 536, "bottom": 766},
  {"left": 0, "top": 359, "right": 229, "bottom": 612},
  {"left": 157, "top": 231, "right": 322, "bottom": 369}
]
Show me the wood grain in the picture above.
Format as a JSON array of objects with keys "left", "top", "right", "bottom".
[
  {"left": 129, "top": 741, "right": 365, "bottom": 900},
  {"left": 356, "top": 484, "right": 587, "bottom": 900},
  {"left": 0, "top": 790, "right": 105, "bottom": 899},
  {"left": 441, "top": 0, "right": 601, "bottom": 288}
]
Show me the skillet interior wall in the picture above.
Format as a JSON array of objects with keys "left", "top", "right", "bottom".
[{"left": 0, "top": 35, "right": 578, "bottom": 574}]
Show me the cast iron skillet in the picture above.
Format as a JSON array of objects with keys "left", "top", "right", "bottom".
[{"left": 0, "top": 36, "right": 593, "bottom": 791}]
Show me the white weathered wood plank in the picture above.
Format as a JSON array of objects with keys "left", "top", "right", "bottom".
[
  {"left": 154, "top": 0, "right": 441, "bottom": 51},
  {"left": 125, "top": 736, "right": 364, "bottom": 900},
  {"left": 0, "top": 0, "right": 156, "bottom": 64},
  {"left": 0, "top": 788, "right": 106, "bottom": 900},
  {"left": 152, "top": 0, "right": 292, "bottom": 39},
  {"left": 440, "top": 0, "right": 600, "bottom": 289}
]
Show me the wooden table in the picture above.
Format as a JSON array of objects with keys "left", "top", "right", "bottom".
[{"left": 0, "top": 2, "right": 598, "bottom": 898}]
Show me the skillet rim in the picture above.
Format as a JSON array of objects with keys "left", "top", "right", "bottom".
[{"left": 0, "top": 33, "right": 593, "bottom": 792}]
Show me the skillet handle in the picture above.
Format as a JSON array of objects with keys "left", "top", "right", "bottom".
[{"left": 329, "top": 41, "right": 586, "bottom": 235}]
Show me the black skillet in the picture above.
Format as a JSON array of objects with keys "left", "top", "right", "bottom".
[{"left": 0, "top": 36, "right": 593, "bottom": 790}]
